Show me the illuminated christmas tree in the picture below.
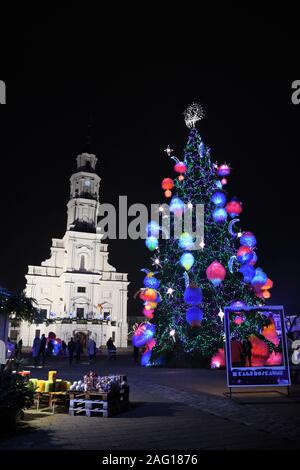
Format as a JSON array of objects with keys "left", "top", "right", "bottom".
[{"left": 132, "top": 104, "right": 273, "bottom": 366}]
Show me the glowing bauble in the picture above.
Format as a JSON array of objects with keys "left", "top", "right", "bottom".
[
  {"left": 177, "top": 174, "right": 185, "bottom": 181},
  {"left": 206, "top": 261, "right": 226, "bottom": 286},
  {"left": 144, "top": 301, "right": 157, "bottom": 310},
  {"left": 147, "top": 221, "right": 160, "bottom": 237},
  {"left": 178, "top": 232, "right": 194, "bottom": 250},
  {"left": 226, "top": 200, "right": 243, "bottom": 218},
  {"left": 186, "top": 306, "right": 203, "bottom": 326},
  {"left": 143, "top": 274, "right": 160, "bottom": 289},
  {"left": 164, "top": 190, "right": 172, "bottom": 198},
  {"left": 240, "top": 231, "right": 257, "bottom": 248},
  {"left": 139, "top": 288, "right": 157, "bottom": 302},
  {"left": 174, "top": 161, "right": 187, "bottom": 173},
  {"left": 262, "top": 290, "right": 271, "bottom": 299},
  {"left": 143, "top": 310, "right": 154, "bottom": 319},
  {"left": 237, "top": 246, "right": 254, "bottom": 264},
  {"left": 239, "top": 264, "right": 255, "bottom": 283},
  {"left": 229, "top": 300, "right": 247, "bottom": 310},
  {"left": 262, "top": 278, "right": 273, "bottom": 290},
  {"left": 234, "top": 315, "right": 245, "bottom": 325},
  {"left": 217, "top": 164, "right": 231, "bottom": 177},
  {"left": 161, "top": 178, "right": 174, "bottom": 190},
  {"left": 211, "top": 191, "right": 227, "bottom": 207},
  {"left": 249, "top": 251, "right": 258, "bottom": 266},
  {"left": 221, "top": 178, "right": 227, "bottom": 185},
  {"left": 145, "top": 236, "right": 158, "bottom": 251},
  {"left": 212, "top": 207, "right": 228, "bottom": 224},
  {"left": 132, "top": 323, "right": 155, "bottom": 348},
  {"left": 141, "top": 350, "right": 152, "bottom": 367},
  {"left": 170, "top": 196, "right": 185, "bottom": 216},
  {"left": 251, "top": 268, "right": 268, "bottom": 289},
  {"left": 180, "top": 253, "right": 195, "bottom": 271},
  {"left": 183, "top": 284, "right": 203, "bottom": 305}
]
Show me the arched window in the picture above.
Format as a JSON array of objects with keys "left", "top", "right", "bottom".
[{"left": 80, "top": 255, "right": 86, "bottom": 271}]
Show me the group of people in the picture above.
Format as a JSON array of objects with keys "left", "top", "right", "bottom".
[
  {"left": 230, "top": 336, "right": 253, "bottom": 367},
  {"left": 31, "top": 335, "right": 117, "bottom": 366}
]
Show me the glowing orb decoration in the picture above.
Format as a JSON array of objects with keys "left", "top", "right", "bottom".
[
  {"left": 212, "top": 207, "right": 228, "bottom": 224},
  {"left": 229, "top": 300, "right": 247, "bottom": 310},
  {"left": 183, "top": 284, "right": 203, "bottom": 305},
  {"left": 226, "top": 200, "right": 243, "bottom": 218},
  {"left": 139, "top": 288, "right": 157, "bottom": 302},
  {"left": 178, "top": 232, "right": 194, "bottom": 250},
  {"left": 169, "top": 196, "right": 185, "bottom": 216},
  {"left": 186, "top": 306, "right": 203, "bottom": 326},
  {"left": 180, "top": 252, "right": 195, "bottom": 271},
  {"left": 262, "top": 290, "right": 271, "bottom": 299},
  {"left": 174, "top": 161, "right": 187, "bottom": 174},
  {"left": 143, "top": 274, "right": 160, "bottom": 289},
  {"left": 161, "top": 178, "right": 174, "bottom": 190},
  {"left": 141, "top": 350, "right": 152, "bottom": 367},
  {"left": 217, "top": 164, "right": 231, "bottom": 177},
  {"left": 132, "top": 323, "right": 156, "bottom": 348},
  {"left": 240, "top": 231, "right": 257, "bottom": 248},
  {"left": 262, "top": 278, "right": 273, "bottom": 290},
  {"left": 164, "top": 190, "right": 172, "bottom": 198},
  {"left": 177, "top": 174, "right": 185, "bottom": 181},
  {"left": 238, "top": 264, "right": 255, "bottom": 283},
  {"left": 234, "top": 315, "right": 245, "bottom": 325},
  {"left": 145, "top": 236, "right": 158, "bottom": 251},
  {"left": 251, "top": 268, "right": 268, "bottom": 289},
  {"left": 237, "top": 246, "right": 254, "bottom": 264},
  {"left": 147, "top": 221, "right": 160, "bottom": 237},
  {"left": 143, "top": 309, "right": 154, "bottom": 319},
  {"left": 206, "top": 261, "right": 226, "bottom": 286},
  {"left": 183, "top": 102, "right": 205, "bottom": 128},
  {"left": 221, "top": 178, "right": 227, "bottom": 185},
  {"left": 211, "top": 190, "right": 227, "bottom": 207},
  {"left": 144, "top": 301, "right": 157, "bottom": 310},
  {"left": 211, "top": 348, "right": 225, "bottom": 368},
  {"left": 249, "top": 251, "right": 258, "bottom": 266}
]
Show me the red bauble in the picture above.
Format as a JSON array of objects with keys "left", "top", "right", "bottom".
[
  {"left": 174, "top": 161, "right": 187, "bottom": 173},
  {"left": 139, "top": 288, "right": 157, "bottom": 302},
  {"left": 161, "top": 178, "right": 174, "bottom": 190},
  {"left": 206, "top": 261, "right": 226, "bottom": 286},
  {"left": 226, "top": 200, "right": 243, "bottom": 217}
]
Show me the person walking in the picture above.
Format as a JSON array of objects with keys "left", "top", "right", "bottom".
[
  {"left": 61, "top": 340, "right": 67, "bottom": 357},
  {"left": 67, "top": 337, "right": 75, "bottom": 365},
  {"left": 32, "top": 336, "right": 41, "bottom": 368},
  {"left": 38, "top": 334, "right": 47, "bottom": 366},
  {"left": 106, "top": 337, "right": 117, "bottom": 360},
  {"left": 87, "top": 337, "right": 96, "bottom": 364},
  {"left": 75, "top": 338, "right": 82, "bottom": 364}
]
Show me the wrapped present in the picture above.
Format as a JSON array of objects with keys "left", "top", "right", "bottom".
[
  {"left": 37, "top": 380, "right": 45, "bottom": 392},
  {"left": 48, "top": 371, "right": 57, "bottom": 382},
  {"left": 44, "top": 380, "right": 54, "bottom": 392}
]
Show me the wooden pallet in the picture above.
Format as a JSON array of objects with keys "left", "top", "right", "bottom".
[{"left": 68, "top": 386, "right": 129, "bottom": 418}]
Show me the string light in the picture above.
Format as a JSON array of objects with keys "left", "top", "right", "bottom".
[
  {"left": 199, "top": 239, "right": 205, "bottom": 249},
  {"left": 218, "top": 309, "right": 224, "bottom": 321},
  {"left": 167, "top": 287, "right": 174, "bottom": 296},
  {"left": 164, "top": 145, "right": 173, "bottom": 156}
]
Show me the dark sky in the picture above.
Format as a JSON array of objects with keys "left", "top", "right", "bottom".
[{"left": 0, "top": 10, "right": 299, "bottom": 315}]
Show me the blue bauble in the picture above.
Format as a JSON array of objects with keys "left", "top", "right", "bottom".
[
  {"left": 211, "top": 191, "right": 227, "bottom": 207},
  {"left": 143, "top": 275, "right": 160, "bottom": 289},
  {"left": 240, "top": 231, "right": 257, "bottom": 248},
  {"left": 145, "top": 236, "right": 158, "bottom": 251},
  {"left": 251, "top": 268, "right": 268, "bottom": 288},
  {"left": 170, "top": 196, "right": 185, "bottom": 215},
  {"left": 132, "top": 323, "right": 156, "bottom": 348},
  {"left": 141, "top": 350, "right": 152, "bottom": 367},
  {"left": 178, "top": 232, "right": 194, "bottom": 250},
  {"left": 212, "top": 207, "right": 228, "bottom": 224},
  {"left": 239, "top": 264, "right": 255, "bottom": 283},
  {"left": 186, "top": 306, "right": 203, "bottom": 326},
  {"left": 183, "top": 285, "right": 203, "bottom": 305},
  {"left": 147, "top": 221, "right": 160, "bottom": 237},
  {"left": 229, "top": 300, "right": 247, "bottom": 310}
]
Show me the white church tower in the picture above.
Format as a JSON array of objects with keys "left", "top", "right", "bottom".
[{"left": 14, "top": 138, "right": 129, "bottom": 349}]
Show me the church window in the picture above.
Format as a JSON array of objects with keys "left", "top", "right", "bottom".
[
  {"left": 76, "top": 308, "right": 84, "bottom": 319},
  {"left": 80, "top": 255, "right": 86, "bottom": 271},
  {"left": 77, "top": 286, "right": 86, "bottom": 293}
]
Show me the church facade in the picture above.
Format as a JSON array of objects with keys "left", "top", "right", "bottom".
[{"left": 11, "top": 151, "right": 129, "bottom": 348}]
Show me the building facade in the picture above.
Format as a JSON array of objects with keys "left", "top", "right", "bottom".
[{"left": 11, "top": 151, "right": 129, "bottom": 348}]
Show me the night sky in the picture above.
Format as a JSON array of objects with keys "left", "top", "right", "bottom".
[{"left": 0, "top": 11, "right": 299, "bottom": 316}]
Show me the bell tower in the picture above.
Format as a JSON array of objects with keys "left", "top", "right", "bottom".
[{"left": 67, "top": 152, "right": 101, "bottom": 232}]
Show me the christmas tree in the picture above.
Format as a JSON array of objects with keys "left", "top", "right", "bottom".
[{"left": 132, "top": 104, "right": 273, "bottom": 367}]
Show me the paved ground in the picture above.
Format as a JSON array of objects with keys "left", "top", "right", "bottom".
[{"left": 0, "top": 352, "right": 300, "bottom": 450}]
